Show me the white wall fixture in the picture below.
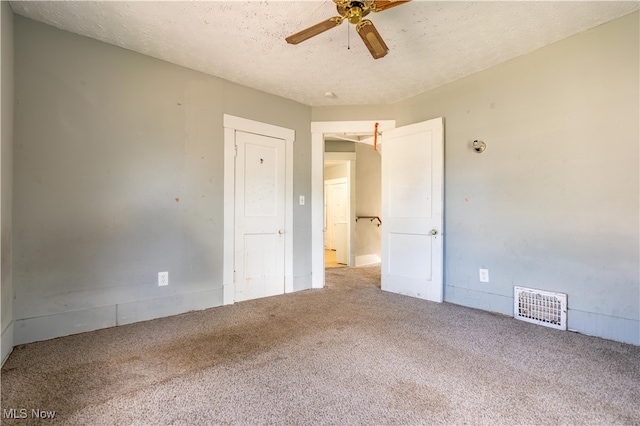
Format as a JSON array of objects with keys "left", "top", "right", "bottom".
[
  {"left": 479, "top": 269, "right": 489, "bottom": 282},
  {"left": 158, "top": 272, "right": 169, "bottom": 287},
  {"left": 473, "top": 140, "right": 487, "bottom": 153}
]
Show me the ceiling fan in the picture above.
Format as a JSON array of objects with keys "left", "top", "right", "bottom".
[{"left": 285, "top": 0, "right": 410, "bottom": 59}]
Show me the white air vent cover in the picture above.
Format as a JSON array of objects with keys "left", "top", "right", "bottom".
[{"left": 514, "top": 286, "right": 567, "bottom": 330}]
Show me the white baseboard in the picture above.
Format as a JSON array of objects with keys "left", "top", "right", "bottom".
[
  {"left": 1, "top": 320, "right": 14, "bottom": 366},
  {"left": 117, "top": 288, "right": 223, "bottom": 326},
  {"left": 15, "top": 306, "right": 117, "bottom": 345},
  {"left": 14, "top": 288, "right": 224, "bottom": 345},
  {"left": 355, "top": 254, "right": 381, "bottom": 267}
]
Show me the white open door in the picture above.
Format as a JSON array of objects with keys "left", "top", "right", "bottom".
[{"left": 381, "top": 118, "right": 444, "bottom": 302}]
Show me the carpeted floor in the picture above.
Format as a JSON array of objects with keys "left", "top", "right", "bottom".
[{"left": 2, "top": 265, "right": 639, "bottom": 425}]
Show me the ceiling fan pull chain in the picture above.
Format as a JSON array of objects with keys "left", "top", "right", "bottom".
[{"left": 347, "top": 22, "right": 350, "bottom": 50}]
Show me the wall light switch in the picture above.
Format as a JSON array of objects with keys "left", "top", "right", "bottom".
[
  {"left": 299, "top": 195, "right": 305, "bottom": 206},
  {"left": 158, "top": 271, "right": 169, "bottom": 286},
  {"left": 479, "top": 269, "right": 489, "bottom": 283}
]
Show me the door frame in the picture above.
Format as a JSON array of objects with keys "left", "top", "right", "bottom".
[
  {"left": 223, "top": 114, "right": 294, "bottom": 305},
  {"left": 311, "top": 120, "right": 395, "bottom": 289}
]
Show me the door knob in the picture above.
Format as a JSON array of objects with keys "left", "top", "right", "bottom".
[
  {"left": 278, "top": 229, "right": 285, "bottom": 235},
  {"left": 430, "top": 229, "right": 437, "bottom": 236}
]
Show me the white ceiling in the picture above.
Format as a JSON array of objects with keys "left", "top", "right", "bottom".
[{"left": 10, "top": 1, "right": 638, "bottom": 107}]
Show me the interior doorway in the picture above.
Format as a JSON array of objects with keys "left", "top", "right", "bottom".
[
  {"left": 313, "top": 121, "right": 396, "bottom": 285},
  {"left": 324, "top": 177, "right": 348, "bottom": 267},
  {"left": 312, "top": 118, "right": 445, "bottom": 304},
  {"left": 324, "top": 249, "right": 345, "bottom": 269},
  {"left": 323, "top": 151, "right": 355, "bottom": 269}
]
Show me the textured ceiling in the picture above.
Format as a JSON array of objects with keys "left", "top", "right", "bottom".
[{"left": 10, "top": 1, "right": 639, "bottom": 106}]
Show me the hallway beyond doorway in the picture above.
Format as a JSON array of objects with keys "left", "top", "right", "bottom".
[{"left": 325, "top": 249, "right": 346, "bottom": 269}]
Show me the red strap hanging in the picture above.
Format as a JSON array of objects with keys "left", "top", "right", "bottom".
[{"left": 374, "top": 122, "right": 379, "bottom": 151}]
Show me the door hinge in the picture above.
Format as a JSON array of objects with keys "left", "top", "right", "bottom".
[
  {"left": 233, "top": 270, "right": 237, "bottom": 283},
  {"left": 234, "top": 144, "right": 238, "bottom": 158}
]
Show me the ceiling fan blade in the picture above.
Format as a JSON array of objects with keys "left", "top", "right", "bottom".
[
  {"left": 285, "top": 17, "right": 344, "bottom": 45},
  {"left": 371, "top": 0, "right": 411, "bottom": 13},
  {"left": 356, "top": 20, "right": 389, "bottom": 59}
]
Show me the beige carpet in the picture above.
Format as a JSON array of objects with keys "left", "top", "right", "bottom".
[{"left": 2, "top": 266, "right": 639, "bottom": 425}]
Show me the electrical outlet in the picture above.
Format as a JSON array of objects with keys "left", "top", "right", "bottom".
[
  {"left": 158, "top": 271, "right": 169, "bottom": 286},
  {"left": 479, "top": 269, "right": 489, "bottom": 283}
]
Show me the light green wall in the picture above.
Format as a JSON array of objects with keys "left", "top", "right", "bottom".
[
  {"left": 12, "top": 16, "right": 312, "bottom": 344},
  {"left": 1, "top": 0, "right": 14, "bottom": 364},
  {"left": 313, "top": 12, "right": 639, "bottom": 344}
]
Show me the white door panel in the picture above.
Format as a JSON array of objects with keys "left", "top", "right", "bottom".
[
  {"left": 387, "top": 130, "right": 433, "bottom": 218},
  {"left": 244, "top": 142, "right": 279, "bottom": 217},
  {"left": 243, "top": 234, "right": 281, "bottom": 299},
  {"left": 235, "top": 131, "right": 285, "bottom": 302},
  {"left": 388, "top": 233, "right": 432, "bottom": 278},
  {"left": 325, "top": 179, "right": 347, "bottom": 250},
  {"left": 381, "top": 118, "right": 443, "bottom": 302}
]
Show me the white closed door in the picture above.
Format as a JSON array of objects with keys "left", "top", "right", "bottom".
[
  {"left": 381, "top": 118, "right": 444, "bottom": 302},
  {"left": 235, "top": 131, "right": 285, "bottom": 302},
  {"left": 326, "top": 179, "right": 348, "bottom": 250}
]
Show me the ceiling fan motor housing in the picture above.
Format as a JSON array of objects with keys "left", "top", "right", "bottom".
[{"left": 340, "top": 1, "right": 371, "bottom": 24}]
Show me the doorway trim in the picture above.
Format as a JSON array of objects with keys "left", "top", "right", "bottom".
[
  {"left": 223, "top": 114, "right": 294, "bottom": 305},
  {"left": 311, "top": 120, "right": 395, "bottom": 289}
]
